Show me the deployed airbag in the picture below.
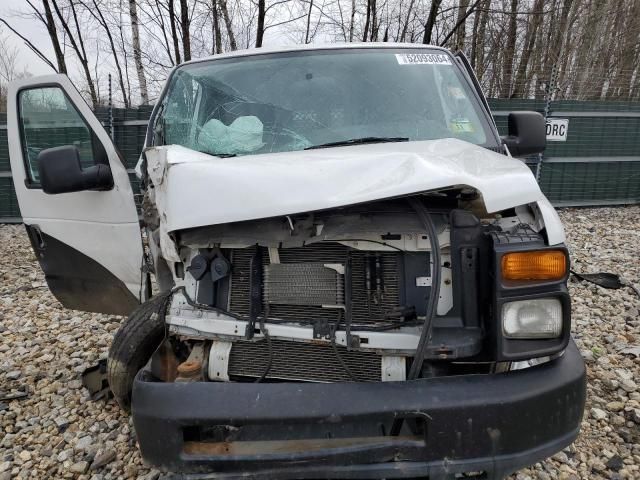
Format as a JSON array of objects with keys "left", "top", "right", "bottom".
[{"left": 198, "top": 116, "right": 264, "bottom": 154}]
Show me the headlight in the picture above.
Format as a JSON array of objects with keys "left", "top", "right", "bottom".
[{"left": 502, "top": 298, "right": 563, "bottom": 339}]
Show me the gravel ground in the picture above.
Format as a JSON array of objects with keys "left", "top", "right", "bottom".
[{"left": 1, "top": 206, "right": 639, "bottom": 480}]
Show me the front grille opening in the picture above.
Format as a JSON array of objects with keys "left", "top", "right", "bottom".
[
  {"left": 181, "top": 419, "right": 426, "bottom": 456},
  {"left": 183, "top": 425, "right": 233, "bottom": 443},
  {"left": 228, "top": 338, "right": 382, "bottom": 383},
  {"left": 418, "top": 361, "right": 493, "bottom": 379},
  {"left": 456, "top": 473, "right": 489, "bottom": 479}
]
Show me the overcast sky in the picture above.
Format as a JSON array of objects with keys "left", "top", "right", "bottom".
[
  {"left": 0, "top": 2, "right": 299, "bottom": 94},
  {"left": 0, "top": 3, "right": 64, "bottom": 77}
]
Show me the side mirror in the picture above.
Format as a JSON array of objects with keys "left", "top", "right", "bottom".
[
  {"left": 37, "top": 145, "right": 113, "bottom": 194},
  {"left": 501, "top": 111, "right": 546, "bottom": 157}
]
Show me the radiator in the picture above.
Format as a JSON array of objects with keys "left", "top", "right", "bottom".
[
  {"left": 263, "top": 263, "right": 344, "bottom": 306},
  {"left": 228, "top": 338, "right": 382, "bottom": 382},
  {"left": 228, "top": 243, "right": 401, "bottom": 326}
]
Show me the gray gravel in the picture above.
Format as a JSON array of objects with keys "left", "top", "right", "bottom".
[{"left": 1, "top": 206, "right": 639, "bottom": 479}]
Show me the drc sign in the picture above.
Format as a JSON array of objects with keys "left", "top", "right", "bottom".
[{"left": 546, "top": 118, "right": 569, "bottom": 141}]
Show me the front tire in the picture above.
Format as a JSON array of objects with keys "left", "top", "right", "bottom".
[{"left": 107, "top": 294, "right": 169, "bottom": 412}]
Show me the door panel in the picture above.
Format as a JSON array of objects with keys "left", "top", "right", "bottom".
[
  {"left": 25, "top": 227, "right": 139, "bottom": 315},
  {"left": 8, "top": 75, "right": 144, "bottom": 315}
]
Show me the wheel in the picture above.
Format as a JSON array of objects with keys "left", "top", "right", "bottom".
[{"left": 107, "top": 293, "right": 169, "bottom": 412}]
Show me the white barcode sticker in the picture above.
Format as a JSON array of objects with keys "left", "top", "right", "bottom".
[{"left": 395, "top": 53, "right": 452, "bottom": 65}]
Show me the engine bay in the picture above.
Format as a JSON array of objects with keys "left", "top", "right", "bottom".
[{"left": 146, "top": 189, "right": 549, "bottom": 384}]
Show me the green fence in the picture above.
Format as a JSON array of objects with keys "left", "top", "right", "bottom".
[
  {"left": 489, "top": 99, "right": 640, "bottom": 206},
  {"left": 1, "top": 102, "right": 639, "bottom": 222}
]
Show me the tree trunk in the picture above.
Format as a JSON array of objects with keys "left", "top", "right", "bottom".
[
  {"left": 128, "top": 0, "right": 149, "bottom": 105},
  {"left": 540, "top": 0, "right": 573, "bottom": 100},
  {"left": 50, "top": 0, "right": 98, "bottom": 106},
  {"left": 472, "top": 0, "right": 489, "bottom": 75},
  {"left": 510, "top": 0, "right": 544, "bottom": 98},
  {"left": 499, "top": 0, "right": 518, "bottom": 98},
  {"left": 212, "top": 0, "right": 222, "bottom": 53},
  {"left": 180, "top": 0, "right": 191, "bottom": 61},
  {"left": 469, "top": 0, "right": 481, "bottom": 66},
  {"left": 118, "top": 0, "right": 132, "bottom": 102},
  {"left": 572, "top": 0, "right": 603, "bottom": 99},
  {"left": 370, "top": 0, "right": 378, "bottom": 41},
  {"left": 555, "top": 0, "right": 581, "bottom": 99},
  {"left": 218, "top": 0, "right": 237, "bottom": 50},
  {"left": 422, "top": 0, "right": 441, "bottom": 44},
  {"left": 526, "top": 4, "right": 544, "bottom": 98},
  {"left": 168, "top": 0, "right": 182, "bottom": 64},
  {"left": 363, "top": 0, "right": 371, "bottom": 42},
  {"left": 454, "top": 0, "right": 470, "bottom": 50},
  {"left": 88, "top": 0, "right": 129, "bottom": 107},
  {"left": 305, "top": 0, "right": 314, "bottom": 43},
  {"left": 349, "top": 0, "right": 356, "bottom": 41},
  {"left": 41, "top": 0, "right": 67, "bottom": 74},
  {"left": 399, "top": 0, "right": 416, "bottom": 42},
  {"left": 255, "top": 0, "right": 265, "bottom": 47},
  {"left": 607, "top": 0, "right": 635, "bottom": 99},
  {"left": 152, "top": 0, "right": 176, "bottom": 64}
]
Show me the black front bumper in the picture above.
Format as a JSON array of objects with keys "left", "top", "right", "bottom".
[{"left": 132, "top": 340, "right": 586, "bottom": 479}]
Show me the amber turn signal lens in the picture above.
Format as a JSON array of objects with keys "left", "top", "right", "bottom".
[{"left": 501, "top": 250, "right": 567, "bottom": 281}]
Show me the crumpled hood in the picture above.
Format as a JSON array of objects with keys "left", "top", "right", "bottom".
[{"left": 144, "top": 138, "right": 545, "bottom": 233}]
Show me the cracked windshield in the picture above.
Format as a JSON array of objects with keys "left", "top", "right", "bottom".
[{"left": 156, "top": 49, "right": 493, "bottom": 157}]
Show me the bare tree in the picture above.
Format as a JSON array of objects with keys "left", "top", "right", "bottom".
[
  {"left": 255, "top": 0, "right": 266, "bottom": 47},
  {"left": 0, "top": 33, "right": 31, "bottom": 108},
  {"left": 219, "top": 0, "right": 237, "bottom": 50},
  {"left": 399, "top": 0, "right": 416, "bottom": 42},
  {"left": 129, "top": 0, "right": 149, "bottom": 104},
  {"left": 13, "top": 0, "right": 69, "bottom": 74},
  {"left": 180, "top": 0, "right": 192, "bottom": 60},
  {"left": 510, "top": 0, "right": 544, "bottom": 98},
  {"left": 211, "top": 0, "right": 223, "bottom": 53},
  {"left": 167, "top": 0, "right": 182, "bottom": 63},
  {"left": 49, "top": 0, "right": 98, "bottom": 106},
  {"left": 78, "top": 0, "right": 130, "bottom": 107},
  {"left": 470, "top": 0, "right": 489, "bottom": 68},
  {"left": 40, "top": 0, "right": 68, "bottom": 74},
  {"left": 0, "top": 16, "right": 58, "bottom": 73},
  {"left": 304, "top": 0, "right": 314, "bottom": 43},
  {"left": 499, "top": 0, "right": 518, "bottom": 97},
  {"left": 454, "top": 0, "right": 469, "bottom": 50},
  {"left": 1, "top": 0, "right": 636, "bottom": 106},
  {"left": 422, "top": 0, "right": 441, "bottom": 44},
  {"left": 348, "top": 0, "right": 355, "bottom": 41}
]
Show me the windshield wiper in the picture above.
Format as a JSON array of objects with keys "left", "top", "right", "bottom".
[
  {"left": 304, "top": 137, "right": 409, "bottom": 150},
  {"left": 199, "top": 151, "right": 237, "bottom": 158}
]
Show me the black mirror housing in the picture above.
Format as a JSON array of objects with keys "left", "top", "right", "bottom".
[
  {"left": 37, "top": 145, "right": 113, "bottom": 194},
  {"left": 501, "top": 111, "right": 546, "bottom": 157}
]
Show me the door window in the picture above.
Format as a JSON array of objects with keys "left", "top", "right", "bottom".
[{"left": 18, "top": 86, "right": 104, "bottom": 184}]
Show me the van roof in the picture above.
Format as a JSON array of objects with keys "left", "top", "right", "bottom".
[{"left": 181, "top": 42, "right": 450, "bottom": 67}]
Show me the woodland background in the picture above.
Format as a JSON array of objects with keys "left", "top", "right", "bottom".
[{"left": 0, "top": 0, "right": 638, "bottom": 108}]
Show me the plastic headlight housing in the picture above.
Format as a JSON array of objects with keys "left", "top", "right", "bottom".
[
  {"left": 502, "top": 298, "right": 563, "bottom": 339},
  {"left": 501, "top": 250, "right": 567, "bottom": 282}
]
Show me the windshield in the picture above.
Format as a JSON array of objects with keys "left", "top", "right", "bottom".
[{"left": 155, "top": 48, "right": 497, "bottom": 157}]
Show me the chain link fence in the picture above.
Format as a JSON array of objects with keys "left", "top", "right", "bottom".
[{"left": 487, "top": 64, "right": 640, "bottom": 207}]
